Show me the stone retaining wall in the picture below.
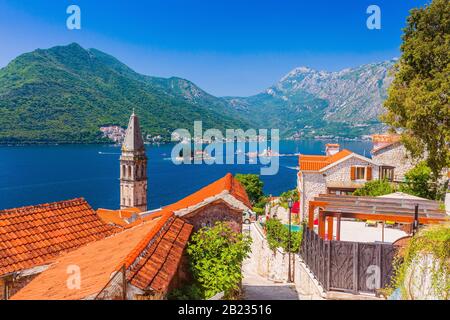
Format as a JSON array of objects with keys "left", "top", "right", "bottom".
[
  {"left": 247, "top": 223, "right": 382, "bottom": 300},
  {"left": 247, "top": 223, "right": 325, "bottom": 299}
]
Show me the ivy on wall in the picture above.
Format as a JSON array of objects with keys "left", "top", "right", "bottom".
[{"left": 390, "top": 223, "right": 450, "bottom": 300}]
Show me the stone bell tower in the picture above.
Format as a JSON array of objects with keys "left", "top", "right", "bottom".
[{"left": 120, "top": 111, "right": 148, "bottom": 211}]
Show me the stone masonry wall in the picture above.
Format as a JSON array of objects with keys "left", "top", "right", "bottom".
[
  {"left": 247, "top": 222, "right": 289, "bottom": 282},
  {"left": 372, "top": 143, "right": 417, "bottom": 182},
  {"left": 300, "top": 157, "right": 379, "bottom": 219},
  {"left": 247, "top": 223, "right": 325, "bottom": 299},
  {"left": 325, "top": 157, "right": 379, "bottom": 184},
  {"left": 300, "top": 173, "right": 326, "bottom": 219},
  {"left": 181, "top": 201, "right": 242, "bottom": 234}
]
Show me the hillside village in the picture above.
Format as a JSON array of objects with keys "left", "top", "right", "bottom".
[
  {"left": 0, "top": 0, "right": 448, "bottom": 304},
  {"left": 1, "top": 112, "right": 448, "bottom": 300}
]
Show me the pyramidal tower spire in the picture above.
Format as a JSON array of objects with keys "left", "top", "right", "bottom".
[
  {"left": 120, "top": 112, "right": 148, "bottom": 211},
  {"left": 122, "top": 111, "right": 145, "bottom": 153}
]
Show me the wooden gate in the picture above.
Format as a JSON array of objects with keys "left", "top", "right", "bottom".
[{"left": 301, "top": 227, "right": 398, "bottom": 295}]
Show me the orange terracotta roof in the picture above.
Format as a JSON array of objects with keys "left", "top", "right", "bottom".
[
  {"left": 0, "top": 198, "right": 117, "bottom": 277},
  {"left": 96, "top": 174, "right": 252, "bottom": 228},
  {"left": 127, "top": 217, "right": 193, "bottom": 292},
  {"left": 11, "top": 211, "right": 193, "bottom": 300},
  {"left": 371, "top": 134, "right": 401, "bottom": 153},
  {"left": 11, "top": 217, "right": 163, "bottom": 300},
  {"left": 165, "top": 173, "right": 252, "bottom": 211},
  {"left": 97, "top": 208, "right": 141, "bottom": 227},
  {"left": 299, "top": 149, "right": 353, "bottom": 172}
]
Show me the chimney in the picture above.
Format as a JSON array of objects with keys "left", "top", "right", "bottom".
[{"left": 325, "top": 144, "right": 340, "bottom": 156}]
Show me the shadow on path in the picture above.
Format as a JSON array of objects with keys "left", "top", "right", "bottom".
[
  {"left": 243, "top": 284, "right": 300, "bottom": 300},
  {"left": 242, "top": 251, "right": 300, "bottom": 300}
]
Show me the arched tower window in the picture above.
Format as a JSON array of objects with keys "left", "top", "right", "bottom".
[{"left": 128, "top": 166, "right": 132, "bottom": 179}]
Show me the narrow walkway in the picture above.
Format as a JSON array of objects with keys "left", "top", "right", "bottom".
[
  {"left": 242, "top": 264, "right": 300, "bottom": 300},
  {"left": 242, "top": 224, "right": 300, "bottom": 300}
]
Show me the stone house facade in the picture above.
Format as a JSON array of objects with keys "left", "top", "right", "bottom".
[
  {"left": 371, "top": 135, "right": 417, "bottom": 182},
  {"left": 297, "top": 145, "right": 381, "bottom": 221},
  {"left": 180, "top": 200, "right": 244, "bottom": 233}
]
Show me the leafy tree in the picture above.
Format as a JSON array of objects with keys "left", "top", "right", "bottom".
[
  {"left": 235, "top": 174, "right": 265, "bottom": 205},
  {"left": 382, "top": 0, "right": 450, "bottom": 184},
  {"left": 265, "top": 218, "right": 302, "bottom": 253},
  {"left": 353, "top": 179, "right": 396, "bottom": 197},
  {"left": 400, "top": 161, "right": 447, "bottom": 200},
  {"left": 186, "top": 222, "right": 252, "bottom": 299},
  {"left": 279, "top": 189, "right": 299, "bottom": 209}
]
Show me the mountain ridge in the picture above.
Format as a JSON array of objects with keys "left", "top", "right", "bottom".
[
  {"left": 225, "top": 59, "right": 395, "bottom": 138},
  {"left": 0, "top": 43, "right": 395, "bottom": 143}
]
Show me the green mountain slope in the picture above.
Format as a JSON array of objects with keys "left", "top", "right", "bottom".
[
  {"left": 0, "top": 43, "right": 250, "bottom": 144},
  {"left": 0, "top": 43, "right": 396, "bottom": 143}
]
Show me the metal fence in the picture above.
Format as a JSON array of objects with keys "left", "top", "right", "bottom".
[{"left": 300, "top": 227, "right": 398, "bottom": 295}]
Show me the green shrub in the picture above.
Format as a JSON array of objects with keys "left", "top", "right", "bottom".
[
  {"left": 265, "top": 218, "right": 302, "bottom": 253},
  {"left": 279, "top": 189, "right": 299, "bottom": 209},
  {"left": 400, "top": 161, "right": 447, "bottom": 200},
  {"left": 353, "top": 179, "right": 396, "bottom": 197},
  {"left": 186, "top": 222, "right": 252, "bottom": 299},
  {"left": 254, "top": 196, "right": 268, "bottom": 210},
  {"left": 235, "top": 174, "right": 265, "bottom": 205},
  {"left": 253, "top": 207, "right": 265, "bottom": 216},
  {"left": 167, "top": 284, "right": 203, "bottom": 300}
]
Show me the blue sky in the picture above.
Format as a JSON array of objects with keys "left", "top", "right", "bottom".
[{"left": 0, "top": 0, "right": 429, "bottom": 96}]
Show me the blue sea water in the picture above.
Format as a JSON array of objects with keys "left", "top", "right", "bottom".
[{"left": 0, "top": 140, "right": 372, "bottom": 211}]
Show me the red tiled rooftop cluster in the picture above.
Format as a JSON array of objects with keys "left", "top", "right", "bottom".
[{"left": 0, "top": 198, "right": 117, "bottom": 276}]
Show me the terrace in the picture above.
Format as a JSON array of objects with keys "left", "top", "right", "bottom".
[
  {"left": 308, "top": 194, "right": 447, "bottom": 241},
  {"left": 299, "top": 194, "right": 448, "bottom": 296}
]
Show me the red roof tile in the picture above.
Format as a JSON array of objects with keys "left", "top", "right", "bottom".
[
  {"left": 11, "top": 218, "right": 162, "bottom": 300},
  {"left": 97, "top": 208, "right": 141, "bottom": 227},
  {"left": 371, "top": 134, "right": 401, "bottom": 153},
  {"left": 11, "top": 212, "right": 193, "bottom": 300},
  {"left": 299, "top": 149, "right": 353, "bottom": 172},
  {"left": 0, "top": 198, "right": 117, "bottom": 276},
  {"left": 127, "top": 217, "right": 193, "bottom": 293},
  {"left": 164, "top": 173, "right": 252, "bottom": 211},
  {"left": 98, "top": 174, "right": 252, "bottom": 228}
]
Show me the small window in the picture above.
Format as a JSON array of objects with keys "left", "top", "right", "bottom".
[
  {"left": 356, "top": 167, "right": 366, "bottom": 180},
  {"left": 381, "top": 167, "right": 394, "bottom": 182}
]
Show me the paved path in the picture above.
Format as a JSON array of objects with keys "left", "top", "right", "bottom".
[
  {"left": 242, "top": 225, "right": 300, "bottom": 300},
  {"left": 242, "top": 265, "right": 300, "bottom": 300}
]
